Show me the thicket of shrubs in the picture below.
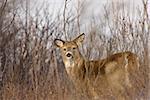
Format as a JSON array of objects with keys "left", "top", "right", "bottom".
[{"left": 0, "top": 0, "right": 149, "bottom": 100}]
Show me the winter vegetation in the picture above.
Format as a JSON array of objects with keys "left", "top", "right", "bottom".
[{"left": 0, "top": 0, "right": 149, "bottom": 100}]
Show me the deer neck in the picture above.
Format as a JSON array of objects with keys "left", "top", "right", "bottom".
[{"left": 63, "top": 55, "right": 84, "bottom": 79}]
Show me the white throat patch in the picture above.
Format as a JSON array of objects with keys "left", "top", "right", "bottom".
[{"left": 65, "top": 59, "right": 75, "bottom": 73}]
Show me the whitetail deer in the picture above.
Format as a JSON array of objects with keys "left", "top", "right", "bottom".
[{"left": 54, "top": 33, "right": 139, "bottom": 100}]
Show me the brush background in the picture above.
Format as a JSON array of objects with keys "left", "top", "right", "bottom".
[{"left": 0, "top": 0, "right": 149, "bottom": 100}]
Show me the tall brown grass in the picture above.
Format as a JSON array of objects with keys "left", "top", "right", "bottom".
[{"left": 0, "top": 0, "right": 149, "bottom": 100}]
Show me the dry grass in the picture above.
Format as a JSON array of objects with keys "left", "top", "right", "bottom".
[{"left": 0, "top": 0, "right": 149, "bottom": 100}]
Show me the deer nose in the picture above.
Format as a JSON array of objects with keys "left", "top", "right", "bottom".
[{"left": 66, "top": 53, "right": 72, "bottom": 57}]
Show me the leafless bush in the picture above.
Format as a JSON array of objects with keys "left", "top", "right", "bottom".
[{"left": 0, "top": 0, "right": 149, "bottom": 100}]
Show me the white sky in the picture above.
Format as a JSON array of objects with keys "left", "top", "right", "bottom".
[
  {"left": 33, "top": 0, "right": 142, "bottom": 13},
  {"left": 27, "top": 0, "right": 150, "bottom": 33},
  {"left": 28, "top": 0, "right": 150, "bottom": 32},
  {"left": 28, "top": 0, "right": 145, "bottom": 21}
]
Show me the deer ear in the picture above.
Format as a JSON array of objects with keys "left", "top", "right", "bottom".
[
  {"left": 54, "top": 39, "right": 65, "bottom": 47},
  {"left": 74, "top": 33, "right": 85, "bottom": 45}
]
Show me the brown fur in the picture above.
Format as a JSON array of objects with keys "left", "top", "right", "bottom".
[{"left": 54, "top": 33, "right": 139, "bottom": 100}]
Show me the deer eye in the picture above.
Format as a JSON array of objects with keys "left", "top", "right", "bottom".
[
  {"left": 63, "top": 48, "right": 66, "bottom": 51},
  {"left": 73, "top": 47, "right": 76, "bottom": 50}
]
